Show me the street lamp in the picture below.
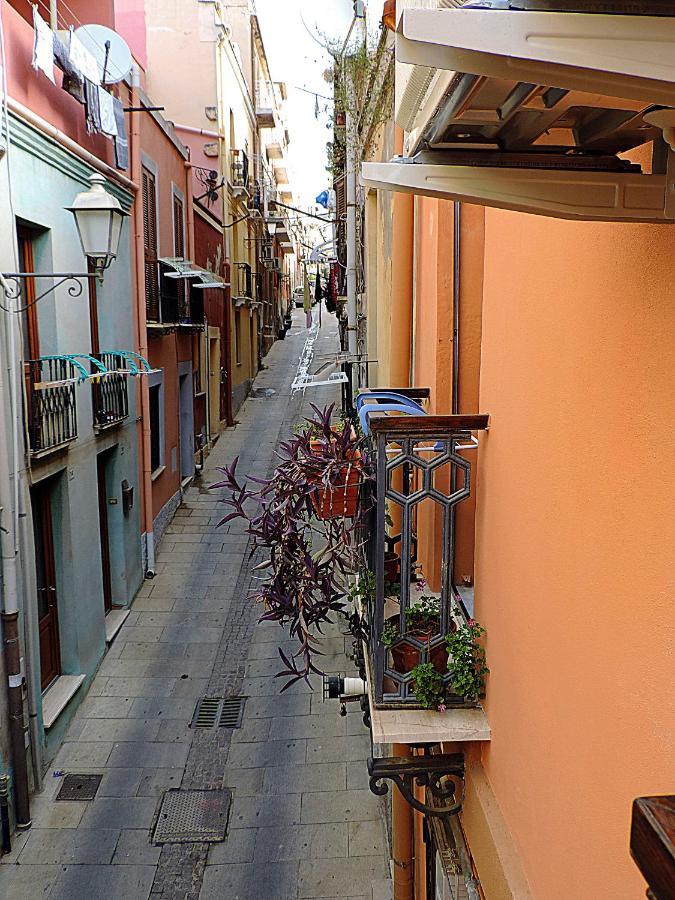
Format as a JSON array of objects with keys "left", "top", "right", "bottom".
[
  {"left": 66, "top": 173, "right": 128, "bottom": 273},
  {"left": 1, "top": 172, "right": 127, "bottom": 304}
]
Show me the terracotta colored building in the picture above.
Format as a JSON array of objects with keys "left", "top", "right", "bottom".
[{"left": 343, "top": 3, "right": 675, "bottom": 898}]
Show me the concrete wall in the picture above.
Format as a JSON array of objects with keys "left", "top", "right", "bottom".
[
  {"left": 474, "top": 208, "right": 675, "bottom": 900},
  {"left": 0, "top": 113, "right": 143, "bottom": 764}
]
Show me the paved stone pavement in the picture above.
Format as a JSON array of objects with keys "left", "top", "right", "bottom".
[{"left": 0, "top": 311, "right": 392, "bottom": 900}]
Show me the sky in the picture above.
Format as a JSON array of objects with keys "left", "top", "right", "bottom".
[{"left": 255, "top": 0, "right": 384, "bottom": 217}]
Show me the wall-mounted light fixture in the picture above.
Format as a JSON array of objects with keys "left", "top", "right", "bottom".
[{"left": 1, "top": 173, "right": 127, "bottom": 305}]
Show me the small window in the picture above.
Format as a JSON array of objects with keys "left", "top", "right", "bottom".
[
  {"left": 235, "top": 310, "right": 242, "bottom": 366},
  {"left": 149, "top": 384, "right": 162, "bottom": 472}
]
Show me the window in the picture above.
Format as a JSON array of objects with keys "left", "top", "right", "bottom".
[
  {"left": 149, "top": 383, "right": 162, "bottom": 473},
  {"left": 142, "top": 167, "right": 160, "bottom": 322},
  {"left": 235, "top": 310, "right": 242, "bottom": 366}
]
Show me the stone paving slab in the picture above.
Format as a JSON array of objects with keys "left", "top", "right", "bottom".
[{"left": 0, "top": 315, "right": 392, "bottom": 900}]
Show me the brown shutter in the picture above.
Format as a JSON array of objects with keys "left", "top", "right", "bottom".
[
  {"left": 173, "top": 196, "right": 189, "bottom": 319},
  {"left": 142, "top": 168, "right": 160, "bottom": 322}
]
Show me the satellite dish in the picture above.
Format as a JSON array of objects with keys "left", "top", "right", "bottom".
[{"left": 73, "top": 25, "right": 132, "bottom": 85}]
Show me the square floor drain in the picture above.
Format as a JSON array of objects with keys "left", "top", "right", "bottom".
[
  {"left": 191, "top": 696, "right": 245, "bottom": 729},
  {"left": 151, "top": 788, "right": 231, "bottom": 844},
  {"left": 56, "top": 774, "right": 103, "bottom": 801}
]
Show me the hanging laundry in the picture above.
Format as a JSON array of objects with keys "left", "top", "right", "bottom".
[
  {"left": 98, "top": 87, "right": 117, "bottom": 137},
  {"left": 53, "top": 34, "right": 84, "bottom": 103},
  {"left": 32, "top": 9, "right": 55, "bottom": 84},
  {"left": 68, "top": 30, "right": 100, "bottom": 84},
  {"left": 112, "top": 97, "right": 129, "bottom": 170},
  {"left": 84, "top": 79, "right": 102, "bottom": 134}
]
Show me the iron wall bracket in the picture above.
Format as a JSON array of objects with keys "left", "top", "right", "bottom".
[{"left": 367, "top": 752, "right": 464, "bottom": 818}]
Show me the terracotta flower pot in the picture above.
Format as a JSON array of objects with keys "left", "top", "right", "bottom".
[
  {"left": 309, "top": 439, "right": 362, "bottom": 520},
  {"left": 384, "top": 552, "right": 399, "bottom": 584},
  {"left": 386, "top": 619, "right": 450, "bottom": 675}
]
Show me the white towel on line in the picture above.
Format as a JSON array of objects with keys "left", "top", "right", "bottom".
[{"left": 32, "top": 9, "right": 55, "bottom": 84}]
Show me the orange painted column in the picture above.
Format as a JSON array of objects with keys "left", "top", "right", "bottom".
[
  {"left": 392, "top": 743, "right": 414, "bottom": 900},
  {"left": 389, "top": 127, "right": 413, "bottom": 389}
]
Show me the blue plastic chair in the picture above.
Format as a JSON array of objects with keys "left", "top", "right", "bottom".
[{"left": 356, "top": 391, "right": 425, "bottom": 414}]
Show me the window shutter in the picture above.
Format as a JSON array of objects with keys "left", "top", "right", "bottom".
[
  {"left": 142, "top": 168, "right": 160, "bottom": 322},
  {"left": 173, "top": 196, "right": 189, "bottom": 319}
]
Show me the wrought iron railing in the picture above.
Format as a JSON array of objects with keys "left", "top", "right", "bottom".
[
  {"left": 363, "top": 414, "right": 489, "bottom": 709},
  {"left": 26, "top": 357, "right": 78, "bottom": 454},
  {"left": 231, "top": 149, "right": 249, "bottom": 190},
  {"left": 93, "top": 352, "right": 129, "bottom": 429}
]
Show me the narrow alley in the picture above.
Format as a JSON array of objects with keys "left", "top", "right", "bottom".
[{"left": 0, "top": 314, "right": 391, "bottom": 899}]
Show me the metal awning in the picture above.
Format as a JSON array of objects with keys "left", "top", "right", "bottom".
[
  {"left": 362, "top": 7, "right": 675, "bottom": 222},
  {"left": 159, "top": 257, "right": 202, "bottom": 279},
  {"left": 192, "top": 269, "right": 229, "bottom": 290}
]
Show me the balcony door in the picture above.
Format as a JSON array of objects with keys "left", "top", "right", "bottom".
[{"left": 31, "top": 482, "right": 61, "bottom": 691}]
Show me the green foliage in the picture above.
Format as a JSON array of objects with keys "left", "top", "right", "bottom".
[
  {"left": 381, "top": 618, "right": 398, "bottom": 649},
  {"left": 351, "top": 569, "right": 375, "bottom": 605},
  {"left": 446, "top": 620, "right": 489, "bottom": 702},
  {"left": 411, "top": 662, "right": 445, "bottom": 710},
  {"left": 405, "top": 595, "right": 440, "bottom": 633}
]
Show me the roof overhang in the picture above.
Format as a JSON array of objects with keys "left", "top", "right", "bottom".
[
  {"left": 361, "top": 157, "right": 675, "bottom": 223},
  {"left": 397, "top": 8, "right": 675, "bottom": 107}
]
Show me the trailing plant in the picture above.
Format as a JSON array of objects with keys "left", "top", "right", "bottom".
[
  {"left": 411, "top": 662, "right": 445, "bottom": 711},
  {"left": 446, "top": 620, "right": 489, "bottom": 703},
  {"left": 213, "top": 403, "right": 372, "bottom": 690}
]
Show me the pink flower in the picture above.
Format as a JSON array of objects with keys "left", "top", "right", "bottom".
[
  {"left": 415, "top": 579, "right": 427, "bottom": 591},
  {"left": 437, "top": 703, "right": 447, "bottom": 713}
]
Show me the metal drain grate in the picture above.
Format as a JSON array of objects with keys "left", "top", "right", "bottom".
[
  {"left": 151, "top": 788, "right": 230, "bottom": 844},
  {"left": 250, "top": 388, "right": 276, "bottom": 399},
  {"left": 56, "top": 774, "right": 103, "bottom": 801},
  {"left": 191, "top": 696, "right": 245, "bottom": 729}
]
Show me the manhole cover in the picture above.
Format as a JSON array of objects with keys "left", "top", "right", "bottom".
[
  {"left": 250, "top": 388, "right": 276, "bottom": 399},
  {"left": 56, "top": 774, "right": 103, "bottom": 801},
  {"left": 191, "top": 696, "right": 245, "bottom": 729},
  {"left": 152, "top": 789, "right": 230, "bottom": 844}
]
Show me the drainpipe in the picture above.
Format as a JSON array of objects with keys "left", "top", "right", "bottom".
[
  {"left": 130, "top": 78, "right": 156, "bottom": 577},
  {"left": 223, "top": 259, "right": 235, "bottom": 426},
  {"left": 450, "top": 202, "right": 461, "bottom": 586},
  {"left": 0, "top": 260, "right": 31, "bottom": 831},
  {"left": 452, "top": 201, "right": 460, "bottom": 416},
  {"left": 173, "top": 124, "right": 219, "bottom": 139},
  {"left": 390, "top": 126, "right": 413, "bottom": 389},
  {"left": 345, "top": 72, "right": 358, "bottom": 366},
  {"left": 392, "top": 743, "right": 414, "bottom": 900}
]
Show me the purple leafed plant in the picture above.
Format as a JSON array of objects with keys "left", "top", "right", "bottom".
[{"left": 212, "top": 404, "right": 372, "bottom": 690}]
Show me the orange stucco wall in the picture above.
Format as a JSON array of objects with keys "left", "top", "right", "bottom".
[{"left": 475, "top": 210, "right": 675, "bottom": 899}]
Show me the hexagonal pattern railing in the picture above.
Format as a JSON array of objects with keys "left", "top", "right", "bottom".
[{"left": 368, "top": 415, "right": 489, "bottom": 708}]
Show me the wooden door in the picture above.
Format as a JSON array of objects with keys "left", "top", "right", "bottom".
[
  {"left": 32, "top": 485, "right": 61, "bottom": 691},
  {"left": 97, "top": 454, "right": 113, "bottom": 614}
]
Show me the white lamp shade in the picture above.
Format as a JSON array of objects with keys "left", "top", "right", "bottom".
[{"left": 67, "top": 173, "right": 128, "bottom": 269}]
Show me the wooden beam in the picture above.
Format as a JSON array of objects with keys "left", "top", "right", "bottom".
[
  {"left": 369, "top": 414, "right": 489, "bottom": 435},
  {"left": 630, "top": 796, "right": 675, "bottom": 900}
]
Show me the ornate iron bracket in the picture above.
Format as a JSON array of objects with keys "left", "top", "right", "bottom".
[
  {"left": 1, "top": 273, "right": 92, "bottom": 306},
  {"left": 368, "top": 753, "right": 464, "bottom": 818}
]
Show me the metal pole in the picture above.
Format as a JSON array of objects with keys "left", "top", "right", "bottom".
[
  {"left": 345, "top": 77, "right": 358, "bottom": 370},
  {"left": 49, "top": 0, "right": 57, "bottom": 30}
]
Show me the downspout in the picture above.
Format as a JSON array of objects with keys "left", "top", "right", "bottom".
[
  {"left": 392, "top": 743, "right": 414, "bottom": 900},
  {"left": 223, "top": 260, "right": 235, "bottom": 426},
  {"left": 130, "top": 79, "right": 156, "bottom": 577},
  {"left": 173, "top": 124, "right": 219, "bottom": 139},
  {"left": 452, "top": 201, "right": 460, "bottom": 416},
  {"left": 451, "top": 201, "right": 461, "bottom": 588},
  {"left": 0, "top": 288, "right": 31, "bottom": 830}
]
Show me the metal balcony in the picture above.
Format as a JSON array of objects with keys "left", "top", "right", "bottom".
[
  {"left": 231, "top": 150, "right": 250, "bottom": 194},
  {"left": 363, "top": 412, "right": 489, "bottom": 709},
  {"left": 26, "top": 357, "right": 78, "bottom": 455},
  {"left": 93, "top": 352, "right": 129, "bottom": 430}
]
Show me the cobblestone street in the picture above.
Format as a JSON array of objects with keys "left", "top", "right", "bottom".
[{"left": 0, "top": 313, "right": 392, "bottom": 900}]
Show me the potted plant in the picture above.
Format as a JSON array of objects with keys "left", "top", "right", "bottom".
[
  {"left": 213, "top": 404, "right": 370, "bottom": 689},
  {"left": 305, "top": 409, "right": 366, "bottom": 520},
  {"left": 380, "top": 593, "right": 450, "bottom": 674}
]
